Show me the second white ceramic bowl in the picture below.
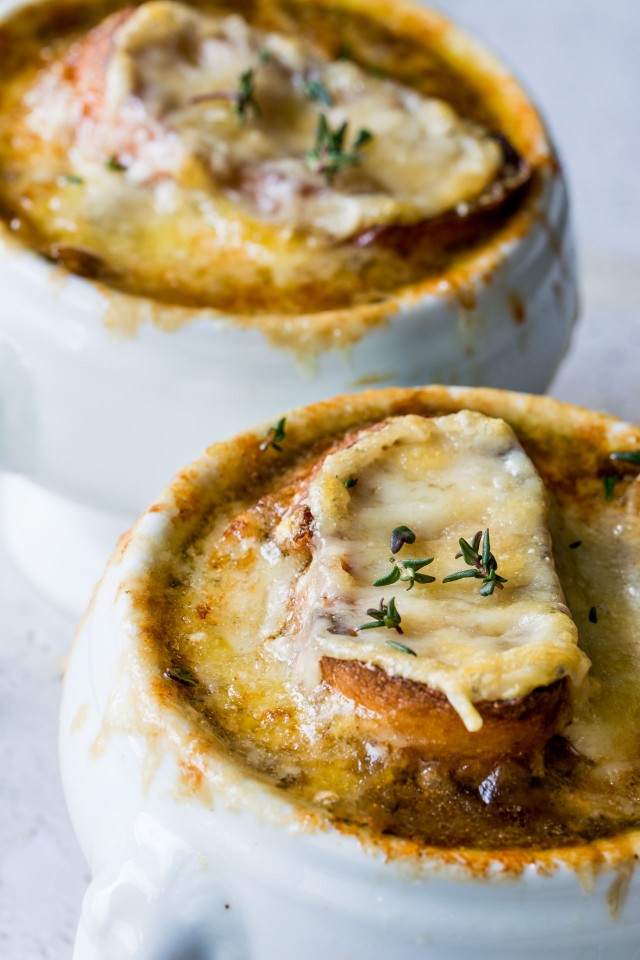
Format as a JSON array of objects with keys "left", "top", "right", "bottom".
[{"left": 0, "top": 0, "right": 577, "bottom": 609}]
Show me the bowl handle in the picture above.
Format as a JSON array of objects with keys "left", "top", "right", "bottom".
[{"left": 73, "top": 825, "right": 249, "bottom": 960}]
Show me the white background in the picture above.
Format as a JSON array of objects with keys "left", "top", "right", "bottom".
[{"left": 1, "top": 1, "right": 639, "bottom": 956}]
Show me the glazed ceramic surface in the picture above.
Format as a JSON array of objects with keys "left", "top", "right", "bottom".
[{"left": 0, "top": 0, "right": 577, "bottom": 610}]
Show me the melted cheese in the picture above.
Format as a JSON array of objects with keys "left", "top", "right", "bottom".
[
  {"left": 280, "top": 413, "right": 589, "bottom": 731},
  {"left": 25, "top": 0, "right": 502, "bottom": 241}
]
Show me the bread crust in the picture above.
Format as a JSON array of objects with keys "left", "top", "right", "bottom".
[
  {"left": 353, "top": 148, "right": 530, "bottom": 252},
  {"left": 321, "top": 656, "right": 570, "bottom": 763}
]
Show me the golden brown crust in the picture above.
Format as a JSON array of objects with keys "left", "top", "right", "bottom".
[{"left": 321, "top": 657, "right": 570, "bottom": 764}]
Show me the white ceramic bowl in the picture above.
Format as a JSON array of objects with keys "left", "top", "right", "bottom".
[
  {"left": 60, "top": 386, "right": 640, "bottom": 960},
  {"left": 0, "top": 0, "right": 577, "bottom": 610}
]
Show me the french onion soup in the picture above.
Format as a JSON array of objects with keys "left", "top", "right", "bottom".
[
  {"left": 0, "top": 0, "right": 536, "bottom": 315},
  {"left": 130, "top": 387, "right": 640, "bottom": 852}
]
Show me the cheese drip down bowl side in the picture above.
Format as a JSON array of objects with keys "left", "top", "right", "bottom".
[
  {"left": 60, "top": 387, "right": 640, "bottom": 960},
  {"left": 0, "top": 0, "right": 576, "bottom": 610}
]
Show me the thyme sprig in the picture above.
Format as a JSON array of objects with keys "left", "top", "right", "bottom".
[
  {"left": 187, "top": 63, "right": 262, "bottom": 120},
  {"left": 306, "top": 114, "right": 373, "bottom": 184},
  {"left": 373, "top": 556, "right": 435, "bottom": 591},
  {"left": 390, "top": 525, "right": 416, "bottom": 554},
  {"left": 442, "top": 529, "right": 508, "bottom": 596},
  {"left": 259, "top": 416, "right": 287, "bottom": 452},
  {"left": 600, "top": 450, "right": 640, "bottom": 500},
  {"left": 358, "top": 596, "right": 403, "bottom": 634}
]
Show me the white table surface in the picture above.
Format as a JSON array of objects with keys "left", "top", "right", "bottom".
[{"left": 1, "top": 1, "right": 639, "bottom": 957}]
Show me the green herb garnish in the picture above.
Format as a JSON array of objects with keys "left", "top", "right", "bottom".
[
  {"left": 610, "top": 450, "right": 640, "bottom": 466},
  {"left": 389, "top": 525, "right": 416, "bottom": 554},
  {"left": 306, "top": 114, "right": 373, "bottom": 184},
  {"left": 367, "top": 66, "right": 388, "bottom": 79},
  {"left": 603, "top": 475, "right": 620, "bottom": 501},
  {"left": 164, "top": 666, "right": 197, "bottom": 687},
  {"left": 106, "top": 156, "right": 127, "bottom": 172},
  {"left": 344, "top": 476, "right": 358, "bottom": 489},
  {"left": 304, "top": 78, "right": 334, "bottom": 106},
  {"left": 385, "top": 638, "right": 416, "bottom": 656},
  {"left": 442, "top": 529, "right": 508, "bottom": 596},
  {"left": 235, "top": 68, "right": 259, "bottom": 120},
  {"left": 358, "top": 596, "right": 403, "bottom": 634},
  {"left": 588, "top": 606, "right": 598, "bottom": 624},
  {"left": 61, "top": 173, "right": 84, "bottom": 185},
  {"left": 373, "top": 556, "right": 435, "bottom": 591},
  {"left": 188, "top": 54, "right": 267, "bottom": 118},
  {"left": 260, "top": 416, "right": 287, "bottom": 452}
]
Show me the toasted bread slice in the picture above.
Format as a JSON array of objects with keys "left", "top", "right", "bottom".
[
  {"left": 353, "top": 142, "right": 530, "bottom": 252},
  {"left": 321, "top": 657, "right": 569, "bottom": 765}
]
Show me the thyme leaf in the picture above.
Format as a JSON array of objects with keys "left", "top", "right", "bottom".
[
  {"left": 353, "top": 129, "right": 373, "bottom": 150},
  {"left": 259, "top": 416, "right": 287, "bottom": 452},
  {"left": 305, "top": 114, "right": 373, "bottom": 184},
  {"left": 603, "top": 475, "right": 620, "bottom": 501},
  {"left": 373, "top": 556, "right": 435, "bottom": 591},
  {"left": 235, "top": 68, "right": 259, "bottom": 120},
  {"left": 106, "top": 156, "right": 127, "bottom": 172},
  {"left": 336, "top": 43, "right": 353, "bottom": 60},
  {"left": 610, "top": 450, "right": 640, "bottom": 466},
  {"left": 385, "top": 638, "right": 417, "bottom": 656},
  {"left": 61, "top": 173, "right": 84, "bottom": 185},
  {"left": 164, "top": 666, "right": 198, "bottom": 687},
  {"left": 389, "top": 525, "right": 416, "bottom": 554},
  {"left": 304, "top": 78, "right": 334, "bottom": 106},
  {"left": 442, "top": 528, "right": 508, "bottom": 596},
  {"left": 344, "top": 476, "right": 358, "bottom": 489},
  {"left": 358, "top": 596, "right": 403, "bottom": 634}
]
